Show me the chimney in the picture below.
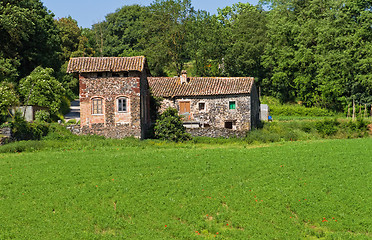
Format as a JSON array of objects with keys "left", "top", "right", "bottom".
[{"left": 180, "top": 70, "right": 187, "bottom": 84}]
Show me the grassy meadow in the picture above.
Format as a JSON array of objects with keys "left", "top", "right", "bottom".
[{"left": 0, "top": 138, "right": 371, "bottom": 239}]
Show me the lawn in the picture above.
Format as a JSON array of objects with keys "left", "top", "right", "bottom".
[{"left": 0, "top": 138, "right": 371, "bottom": 239}]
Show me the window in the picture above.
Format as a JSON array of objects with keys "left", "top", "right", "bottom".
[
  {"left": 117, "top": 97, "right": 127, "bottom": 112},
  {"left": 97, "top": 72, "right": 103, "bottom": 78},
  {"left": 92, "top": 98, "right": 103, "bottom": 114},
  {"left": 225, "top": 121, "right": 233, "bottom": 129},
  {"left": 198, "top": 102, "right": 205, "bottom": 111},
  {"left": 229, "top": 101, "right": 236, "bottom": 110}
]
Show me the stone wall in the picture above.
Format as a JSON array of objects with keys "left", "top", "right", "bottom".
[
  {"left": 0, "top": 127, "right": 12, "bottom": 145},
  {"left": 160, "top": 94, "right": 252, "bottom": 131},
  {"left": 186, "top": 127, "right": 246, "bottom": 138},
  {"left": 79, "top": 76, "right": 142, "bottom": 138},
  {"left": 81, "top": 124, "right": 141, "bottom": 139},
  {"left": 66, "top": 124, "right": 81, "bottom": 135}
]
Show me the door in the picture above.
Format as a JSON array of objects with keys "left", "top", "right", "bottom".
[{"left": 179, "top": 101, "right": 191, "bottom": 120}]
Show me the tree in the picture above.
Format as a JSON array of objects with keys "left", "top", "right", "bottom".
[
  {"left": 0, "top": 57, "right": 19, "bottom": 83},
  {"left": 143, "top": 0, "right": 195, "bottom": 76},
  {"left": 0, "top": 0, "right": 62, "bottom": 79},
  {"left": 261, "top": 0, "right": 372, "bottom": 109},
  {"left": 0, "top": 83, "right": 19, "bottom": 118},
  {"left": 154, "top": 107, "right": 191, "bottom": 142},
  {"left": 222, "top": 3, "right": 268, "bottom": 81},
  {"left": 99, "top": 5, "right": 149, "bottom": 57},
  {"left": 55, "top": 17, "right": 82, "bottom": 62},
  {"left": 187, "top": 11, "right": 225, "bottom": 77},
  {"left": 19, "top": 66, "right": 65, "bottom": 114}
]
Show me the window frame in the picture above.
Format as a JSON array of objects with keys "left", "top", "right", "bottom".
[
  {"left": 229, "top": 101, "right": 236, "bottom": 110},
  {"left": 198, "top": 102, "right": 206, "bottom": 112},
  {"left": 117, "top": 97, "right": 128, "bottom": 113},
  {"left": 92, "top": 97, "right": 104, "bottom": 115}
]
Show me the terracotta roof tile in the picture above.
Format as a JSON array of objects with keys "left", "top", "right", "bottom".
[
  {"left": 148, "top": 77, "right": 254, "bottom": 97},
  {"left": 66, "top": 56, "right": 145, "bottom": 73}
]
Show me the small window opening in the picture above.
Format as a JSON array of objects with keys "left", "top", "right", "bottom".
[
  {"left": 123, "top": 72, "right": 129, "bottom": 77},
  {"left": 117, "top": 98, "right": 127, "bottom": 112},
  {"left": 229, "top": 101, "right": 236, "bottom": 110},
  {"left": 97, "top": 72, "right": 103, "bottom": 78},
  {"left": 112, "top": 72, "right": 120, "bottom": 77},
  {"left": 92, "top": 98, "right": 103, "bottom": 114},
  {"left": 225, "top": 121, "right": 233, "bottom": 129},
  {"left": 199, "top": 102, "right": 205, "bottom": 111}
]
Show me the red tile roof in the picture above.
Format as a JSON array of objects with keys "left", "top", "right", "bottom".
[
  {"left": 148, "top": 77, "right": 254, "bottom": 97},
  {"left": 67, "top": 56, "right": 145, "bottom": 73}
]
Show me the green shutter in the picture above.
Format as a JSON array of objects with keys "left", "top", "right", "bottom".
[{"left": 229, "top": 101, "right": 236, "bottom": 110}]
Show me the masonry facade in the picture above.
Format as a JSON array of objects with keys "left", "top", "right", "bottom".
[
  {"left": 67, "top": 56, "right": 151, "bottom": 139},
  {"left": 67, "top": 57, "right": 260, "bottom": 139},
  {"left": 148, "top": 71, "right": 260, "bottom": 135}
]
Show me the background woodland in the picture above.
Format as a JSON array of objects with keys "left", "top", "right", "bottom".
[{"left": 1, "top": 0, "right": 371, "bottom": 122}]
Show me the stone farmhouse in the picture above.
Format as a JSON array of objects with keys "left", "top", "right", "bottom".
[
  {"left": 67, "top": 56, "right": 151, "bottom": 139},
  {"left": 67, "top": 56, "right": 260, "bottom": 139}
]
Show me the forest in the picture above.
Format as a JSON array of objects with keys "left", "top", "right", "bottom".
[{"left": 1, "top": 0, "right": 371, "bottom": 122}]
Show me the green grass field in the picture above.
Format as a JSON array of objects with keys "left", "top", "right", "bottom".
[{"left": 1, "top": 138, "right": 371, "bottom": 239}]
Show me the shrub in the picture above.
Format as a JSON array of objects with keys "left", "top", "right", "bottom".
[
  {"left": 59, "top": 96, "right": 71, "bottom": 115},
  {"left": 270, "top": 105, "right": 334, "bottom": 117},
  {"left": 315, "top": 119, "right": 339, "bottom": 137},
  {"left": 43, "top": 123, "right": 75, "bottom": 140},
  {"left": 35, "top": 110, "right": 51, "bottom": 123},
  {"left": 154, "top": 108, "right": 191, "bottom": 142},
  {"left": 10, "top": 113, "right": 49, "bottom": 141}
]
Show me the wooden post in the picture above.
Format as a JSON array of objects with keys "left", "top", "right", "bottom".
[
  {"left": 364, "top": 104, "right": 367, "bottom": 118},
  {"left": 359, "top": 103, "right": 362, "bottom": 117},
  {"left": 352, "top": 99, "right": 355, "bottom": 121},
  {"left": 347, "top": 104, "right": 350, "bottom": 119}
]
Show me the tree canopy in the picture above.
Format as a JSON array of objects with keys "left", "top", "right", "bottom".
[{"left": 1, "top": 0, "right": 372, "bottom": 123}]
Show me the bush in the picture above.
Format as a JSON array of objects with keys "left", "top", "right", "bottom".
[
  {"left": 261, "top": 96, "right": 335, "bottom": 117},
  {"left": 43, "top": 123, "right": 75, "bottom": 140},
  {"left": 35, "top": 110, "right": 51, "bottom": 123},
  {"left": 59, "top": 96, "right": 71, "bottom": 115},
  {"left": 315, "top": 119, "right": 339, "bottom": 137},
  {"left": 10, "top": 113, "right": 49, "bottom": 141},
  {"left": 270, "top": 105, "right": 334, "bottom": 117},
  {"left": 154, "top": 108, "right": 191, "bottom": 142}
]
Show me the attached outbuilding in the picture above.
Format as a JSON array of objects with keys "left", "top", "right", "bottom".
[{"left": 148, "top": 71, "right": 260, "bottom": 137}]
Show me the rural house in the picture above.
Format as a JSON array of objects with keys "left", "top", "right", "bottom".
[
  {"left": 67, "top": 57, "right": 260, "bottom": 139},
  {"left": 148, "top": 71, "right": 260, "bottom": 137},
  {"left": 67, "top": 56, "right": 151, "bottom": 139}
]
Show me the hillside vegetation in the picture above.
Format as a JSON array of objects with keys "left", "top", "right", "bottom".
[
  {"left": 0, "top": 138, "right": 371, "bottom": 239},
  {"left": 1, "top": 0, "right": 372, "bottom": 124}
]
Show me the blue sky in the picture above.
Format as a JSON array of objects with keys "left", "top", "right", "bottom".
[{"left": 41, "top": 0, "right": 260, "bottom": 28}]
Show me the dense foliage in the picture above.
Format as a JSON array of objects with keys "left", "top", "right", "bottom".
[
  {"left": 261, "top": 0, "right": 372, "bottom": 110},
  {"left": 71, "top": 0, "right": 372, "bottom": 111},
  {"left": 0, "top": 1, "right": 94, "bottom": 122},
  {"left": 1, "top": 0, "right": 371, "bottom": 123},
  {"left": 154, "top": 107, "right": 191, "bottom": 142}
]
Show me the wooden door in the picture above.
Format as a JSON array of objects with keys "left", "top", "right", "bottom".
[{"left": 179, "top": 101, "right": 190, "bottom": 114}]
